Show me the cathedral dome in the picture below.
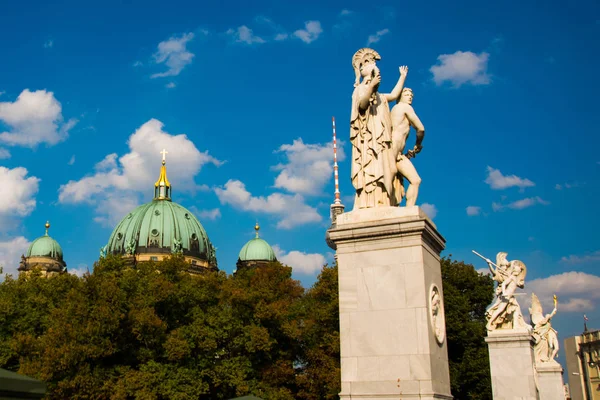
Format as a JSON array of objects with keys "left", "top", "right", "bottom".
[
  {"left": 19, "top": 221, "right": 66, "bottom": 276},
  {"left": 238, "top": 223, "right": 276, "bottom": 262},
  {"left": 104, "top": 151, "right": 217, "bottom": 270},
  {"left": 27, "top": 222, "right": 64, "bottom": 260}
]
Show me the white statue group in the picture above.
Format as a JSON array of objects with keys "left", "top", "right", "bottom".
[
  {"left": 350, "top": 48, "right": 425, "bottom": 210},
  {"left": 348, "top": 47, "right": 559, "bottom": 365},
  {"left": 476, "top": 250, "right": 560, "bottom": 364}
]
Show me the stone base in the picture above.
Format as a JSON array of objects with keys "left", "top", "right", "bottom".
[
  {"left": 328, "top": 206, "right": 452, "bottom": 400},
  {"left": 485, "top": 329, "right": 539, "bottom": 400},
  {"left": 535, "top": 362, "right": 564, "bottom": 400}
]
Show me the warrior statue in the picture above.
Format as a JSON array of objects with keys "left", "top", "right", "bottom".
[
  {"left": 530, "top": 293, "right": 559, "bottom": 363},
  {"left": 473, "top": 250, "right": 531, "bottom": 331},
  {"left": 350, "top": 48, "right": 408, "bottom": 209}
]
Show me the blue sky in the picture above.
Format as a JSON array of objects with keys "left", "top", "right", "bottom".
[{"left": 0, "top": 0, "right": 599, "bottom": 367}]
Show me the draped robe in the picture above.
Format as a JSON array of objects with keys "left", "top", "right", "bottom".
[{"left": 350, "top": 86, "right": 399, "bottom": 209}]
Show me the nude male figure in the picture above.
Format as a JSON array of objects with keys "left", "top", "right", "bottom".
[{"left": 390, "top": 88, "right": 425, "bottom": 207}]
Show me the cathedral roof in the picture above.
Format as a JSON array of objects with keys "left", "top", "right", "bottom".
[
  {"left": 26, "top": 222, "right": 64, "bottom": 260},
  {"left": 238, "top": 223, "right": 276, "bottom": 262},
  {"left": 104, "top": 151, "right": 217, "bottom": 268}
]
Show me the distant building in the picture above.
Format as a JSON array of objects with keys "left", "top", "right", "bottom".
[
  {"left": 236, "top": 223, "right": 277, "bottom": 271},
  {"left": 18, "top": 222, "right": 67, "bottom": 277},
  {"left": 565, "top": 328, "right": 600, "bottom": 400},
  {"left": 101, "top": 153, "right": 218, "bottom": 273}
]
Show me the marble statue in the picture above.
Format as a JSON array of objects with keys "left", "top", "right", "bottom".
[
  {"left": 474, "top": 251, "right": 531, "bottom": 331},
  {"left": 171, "top": 237, "right": 183, "bottom": 254},
  {"left": 530, "top": 293, "right": 559, "bottom": 363},
  {"left": 350, "top": 48, "right": 408, "bottom": 209},
  {"left": 390, "top": 88, "right": 425, "bottom": 206},
  {"left": 208, "top": 243, "right": 217, "bottom": 268},
  {"left": 125, "top": 238, "right": 137, "bottom": 255},
  {"left": 429, "top": 285, "right": 446, "bottom": 344}
]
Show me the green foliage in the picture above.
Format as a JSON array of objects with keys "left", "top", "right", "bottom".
[
  {"left": 295, "top": 263, "right": 340, "bottom": 400},
  {"left": 441, "top": 255, "right": 494, "bottom": 400},
  {"left": 0, "top": 254, "right": 494, "bottom": 399}
]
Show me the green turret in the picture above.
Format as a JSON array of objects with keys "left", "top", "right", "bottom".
[
  {"left": 236, "top": 223, "right": 277, "bottom": 270},
  {"left": 19, "top": 222, "right": 67, "bottom": 276}
]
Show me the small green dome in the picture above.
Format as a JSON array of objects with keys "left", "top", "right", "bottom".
[
  {"left": 106, "top": 200, "right": 216, "bottom": 266},
  {"left": 27, "top": 222, "right": 63, "bottom": 260},
  {"left": 238, "top": 224, "right": 276, "bottom": 262}
]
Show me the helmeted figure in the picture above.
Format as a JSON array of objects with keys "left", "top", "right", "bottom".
[
  {"left": 350, "top": 48, "right": 408, "bottom": 209},
  {"left": 485, "top": 252, "right": 530, "bottom": 331}
]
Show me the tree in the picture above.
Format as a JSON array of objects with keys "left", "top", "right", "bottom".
[
  {"left": 0, "top": 256, "right": 307, "bottom": 400},
  {"left": 0, "top": 254, "right": 494, "bottom": 399},
  {"left": 295, "top": 263, "right": 340, "bottom": 400},
  {"left": 441, "top": 255, "right": 494, "bottom": 399}
]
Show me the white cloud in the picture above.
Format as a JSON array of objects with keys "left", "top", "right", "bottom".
[
  {"left": 227, "top": 25, "right": 266, "bottom": 45},
  {"left": 274, "top": 33, "right": 288, "bottom": 41},
  {"left": 214, "top": 179, "right": 321, "bottom": 229},
  {"left": 526, "top": 272, "right": 600, "bottom": 313},
  {"left": 421, "top": 203, "right": 437, "bottom": 219},
  {"left": 366, "top": 28, "right": 390, "bottom": 46},
  {"left": 466, "top": 206, "right": 481, "bottom": 216},
  {"left": 69, "top": 264, "right": 89, "bottom": 277},
  {"left": 485, "top": 166, "right": 534, "bottom": 190},
  {"left": 0, "top": 89, "right": 77, "bottom": 147},
  {"left": 560, "top": 250, "right": 600, "bottom": 265},
  {"left": 273, "top": 138, "right": 345, "bottom": 196},
  {"left": 195, "top": 208, "right": 221, "bottom": 221},
  {"left": 43, "top": 39, "right": 53, "bottom": 48},
  {"left": 555, "top": 182, "right": 583, "bottom": 190},
  {"left": 92, "top": 192, "right": 142, "bottom": 228},
  {"left": 58, "top": 119, "right": 222, "bottom": 225},
  {"left": 0, "top": 91, "right": 5, "bottom": 96},
  {"left": 0, "top": 167, "right": 40, "bottom": 220},
  {"left": 293, "top": 21, "right": 323, "bottom": 44},
  {"left": 273, "top": 244, "right": 326, "bottom": 275},
  {"left": 68, "top": 155, "right": 75, "bottom": 165},
  {"left": 0, "top": 148, "right": 10, "bottom": 159},
  {"left": 492, "top": 196, "right": 549, "bottom": 211},
  {"left": 133, "top": 61, "right": 143, "bottom": 67},
  {"left": 165, "top": 82, "right": 176, "bottom": 89},
  {"left": 430, "top": 51, "right": 491, "bottom": 88},
  {"left": 0, "top": 236, "right": 30, "bottom": 278},
  {"left": 151, "top": 32, "right": 195, "bottom": 79},
  {"left": 340, "top": 9, "right": 353, "bottom": 16}
]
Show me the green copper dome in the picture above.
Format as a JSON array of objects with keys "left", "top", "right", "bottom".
[
  {"left": 26, "top": 222, "right": 64, "bottom": 260},
  {"left": 238, "top": 223, "right": 276, "bottom": 262},
  {"left": 104, "top": 154, "right": 217, "bottom": 268}
]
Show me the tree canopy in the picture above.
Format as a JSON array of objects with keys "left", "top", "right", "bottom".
[{"left": 0, "top": 254, "right": 492, "bottom": 399}]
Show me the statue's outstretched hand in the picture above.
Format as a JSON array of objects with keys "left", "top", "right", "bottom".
[
  {"left": 399, "top": 66, "right": 408, "bottom": 76},
  {"left": 407, "top": 145, "right": 422, "bottom": 159}
]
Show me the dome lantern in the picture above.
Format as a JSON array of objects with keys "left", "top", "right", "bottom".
[{"left": 154, "top": 148, "right": 171, "bottom": 201}]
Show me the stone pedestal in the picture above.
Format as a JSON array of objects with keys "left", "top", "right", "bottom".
[
  {"left": 485, "top": 330, "right": 539, "bottom": 400},
  {"left": 328, "top": 206, "right": 452, "bottom": 400},
  {"left": 535, "top": 362, "right": 564, "bottom": 400}
]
